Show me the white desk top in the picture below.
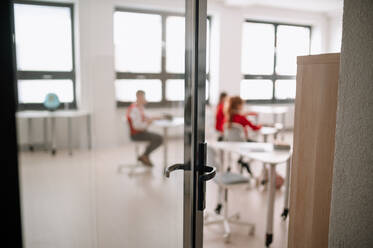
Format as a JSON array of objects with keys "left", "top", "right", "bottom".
[
  {"left": 51, "top": 110, "right": 90, "bottom": 118},
  {"left": 16, "top": 110, "right": 90, "bottom": 119},
  {"left": 247, "top": 105, "right": 289, "bottom": 115},
  {"left": 153, "top": 117, "right": 184, "bottom": 128},
  {"left": 209, "top": 141, "right": 291, "bottom": 164},
  {"left": 259, "top": 126, "right": 279, "bottom": 136},
  {"left": 16, "top": 111, "right": 50, "bottom": 118}
]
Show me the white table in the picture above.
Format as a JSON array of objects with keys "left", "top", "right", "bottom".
[
  {"left": 247, "top": 105, "right": 289, "bottom": 140},
  {"left": 16, "top": 110, "right": 92, "bottom": 155},
  {"left": 209, "top": 141, "right": 292, "bottom": 247},
  {"left": 258, "top": 126, "right": 279, "bottom": 143},
  {"left": 153, "top": 117, "right": 184, "bottom": 170}
]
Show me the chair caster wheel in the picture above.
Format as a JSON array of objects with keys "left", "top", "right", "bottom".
[
  {"left": 281, "top": 208, "right": 289, "bottom": 220},
  {"left": 249, "top": 226, "right": 255, "bottom": 236},
  {"left": 265, "top": 233, "right": 273, "bottom": 247},
  {"left": 234, "top": 213, "right": 240, "bottom": 220},
  {"left": 223, "top": 233, "right": 230, "bottom": 243},
  {"left": 215, "top": 203, "right": 222, "bottom": 215}
]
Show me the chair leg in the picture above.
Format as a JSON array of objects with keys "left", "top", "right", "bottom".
[
  {"left": 118, "top": 144, "right": 149, "bottom": 177},
  {"left": 135, "top": 144, "right": 140, "bottom": 165},
  {"left": 223, "top": 219, "right": 231, "bottom": 243},
  {"left": 223, "top": 188, "right": 231, "bottom": 243},
  {"left": 204, "top": 187, "right": 256, "bottom": 242},
  {"left": 224, "top": 189, "right": 228, "bottom": 218},
  {"left": 129, "top": 144, "right": 141, "bottom": 176}
]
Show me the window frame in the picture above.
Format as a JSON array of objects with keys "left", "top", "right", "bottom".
[
  {"left": 242, "top": 19, "right": 311, "bottom": 104},
  {"left": 114, "top": 7, "right": 211, "bottom": 108},
  {"left": 13, "top": 0, "right": 77, "bottom": 111}
]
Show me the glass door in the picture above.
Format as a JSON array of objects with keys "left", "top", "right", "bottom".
[{"left": 9, "top": 0, "right": 210, "bottom": 247}]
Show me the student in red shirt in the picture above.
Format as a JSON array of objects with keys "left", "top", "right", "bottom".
[
  {"left": 214, "top": 96, "right": 261, "bottom": 214},
  {"left": 127, "top": 90, "right": 163, "bottom": 166},
  {"left": 224, "top": 96, "right": 284, "bottom": 190},
  {"left": 226, "top": 96, "right": 261, "bottom": 140},
  {"left": 215, "top": 92, "right": 228, "bottom": 141}
]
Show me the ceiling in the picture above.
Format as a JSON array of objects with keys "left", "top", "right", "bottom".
[{"left": 211, "top": 0, "right": 343, "bottom": 13}]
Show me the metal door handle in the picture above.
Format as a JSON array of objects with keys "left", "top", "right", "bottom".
[
  {"left": 199, "top": 165, "right": 216, "bottom": 181},
  {"left": 164, "top": 163, "right": 189, "bottom": 178},
  {"left": 198, "top": 164, "right": 216, "bottom": 211},
  {"left": 197, "top": 142, "right": 216, "bottom": 210}
]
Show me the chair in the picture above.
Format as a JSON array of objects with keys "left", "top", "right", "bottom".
[
  {"left": 225, "top": 123, "right": 273, "bottom": 187},
  {"left": 223, "top": 123, "right": 246, "bottom": 142},
  {"left": 117, "top": 117, "right": 150, "bottom": 177},
  {"left": 204, "top": 146, "right": 255, "bottom": 243},
  {"left": 223, "top": 123, "right": 254, "bottom": 176}
]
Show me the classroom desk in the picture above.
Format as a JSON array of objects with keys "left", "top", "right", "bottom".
[
  {"left": 153, "top": 117, "right": 184, "bottom": 171},
  {"left": 16, "top": 110, "right": 92, "bottom": 155},
  {"left": 247, "top": 105, "right": 289, "bottom": 140},
  {"left": 258, "top": 126, "right": 279, "bottom": 143},
  {"left": 209, "top": 141, "right": 292, "bottom": 247}
]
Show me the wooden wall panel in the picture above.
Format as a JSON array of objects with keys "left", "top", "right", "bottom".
[{"left": 288, "top": 53, "right": 340, "bottom": 248}]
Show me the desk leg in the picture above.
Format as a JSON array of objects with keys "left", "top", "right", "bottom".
[
  {"left": 68, "top": 117, "right": 72, "bottom": 155},
  {"left": 163, "top": 127, "right": 168, "bottom": 172},
  {"left": 227, "top": 151, "right": 233, "bottom": 171},
  {"left": 281, "top": 158, "right": 291, "bottom": 220},
  {"left": 265, "top": 164, "right": 276, "bottom": 247},
  {"left": 260, "top": 164, "right": 269, "bottom": 186},
  {"left": 215, "top": 149, "right": 224, "bottom": 214},
  {"left": 281, "top": 113, "right": 286, "bottom": 141},
  {"left": 263, "top": 134, "right": 268, "bottom": 143},
  {"left": 87, "top": 115, "right": 92, "bottom": 150},
  {"left": 43, "top": 118, "right": 48, "bottom": 151},
  {"left": 51, "top": 117, "right": 57, "bottom": 155},
  {"left": 27, "top": 118, "right": 34, "bottom": 151}
]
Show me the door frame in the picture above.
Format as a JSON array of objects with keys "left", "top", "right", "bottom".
[
  {"left": 184, "top": 0, "right": 207, "bottom": 247},
  {"left": 1, "top": 0, "right": 23, "bottom": 247}
]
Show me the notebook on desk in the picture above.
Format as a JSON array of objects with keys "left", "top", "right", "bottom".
[
  {"left": 162, "top": 113, "right": 173, "bottom": 120},
  {"left": 274, "top": 143, "right": 291, "bottom": 150},
  {"left": 239, "top": 147, "right": 266, "bottom": 153}
]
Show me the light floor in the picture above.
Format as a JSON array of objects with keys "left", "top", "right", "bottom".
[{"left": 19, "top": 134, "right": 291, "bottom": 248}]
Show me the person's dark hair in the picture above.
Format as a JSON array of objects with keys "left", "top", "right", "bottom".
[
  {"left": 136, "top": 90, "right": 145, "bottom": 97},
  {"left": 225, "top": 96, "right": 243, "bottom": 127},
  {"left": 219, "top": 92, "right": 228, "bottom": 103}
]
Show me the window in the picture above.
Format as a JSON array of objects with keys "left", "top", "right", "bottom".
[
  {"left": 114, "top": 9, "right": 211, "bottom": 106},
  {"left": 13, "top": 2, "right": 76, "bottom": 110},
  {"left": 241, "top": 20, "right": 311, "bottom": 103}
]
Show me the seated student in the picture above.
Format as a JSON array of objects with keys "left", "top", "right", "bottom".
[
  {"left": 220, "top": 96, "right": 261, "bottom": 177},
  {"left": 225, "top": 96, "right": 262, "bottom": 140},
  {"left": 226, "top": 96, "right": 284, "bottom": 188},
  {"left": 215, "top": 92, "right": 228, "bottom": 141},
  {"left": 127, "top": 90, "right": 163, "bottom": 166}
]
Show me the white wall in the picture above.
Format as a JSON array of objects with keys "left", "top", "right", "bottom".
[
  {"left": 329, "top": 0, "right": 373, "bottom": 246},
  {"left": 16, "top": 0, "right": 343, "bottom": 149},
  {"left": 326, "top": 12, "right": 343, "bottom": 53}
]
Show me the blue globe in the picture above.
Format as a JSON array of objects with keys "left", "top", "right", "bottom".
[{"left": 43, "top": 93, "right": 60, "bottom": 111}]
